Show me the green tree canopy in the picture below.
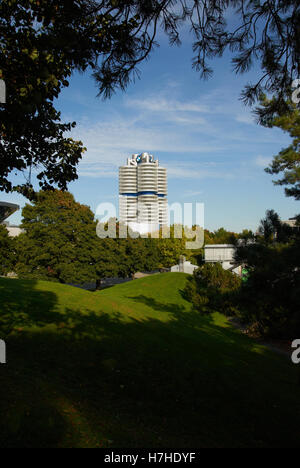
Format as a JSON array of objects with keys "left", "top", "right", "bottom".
[
  {"left": 211, "top": 227, "right": 237, "bottom": 244},
  {"left": 184, "top": 262, "right": 241, "bottom": 316},
  {"left": 235, "top": 210, "right": 300, "bottom": 338},
  {"left": 157, "top": 225, "right": 186, "bottom": 268},
  {"left": 0, "top": 224, "right": 15, "bottom": 275},
  {"left": 15, "top": 190, "right": 119, "bottom": 283},
  {"left": 257, "top": 98, "right": 300, "bottom": 200}
]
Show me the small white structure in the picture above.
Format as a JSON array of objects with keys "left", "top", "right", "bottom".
[
  {"left": 6, "top": 224, "right": 23, "bottom": 237},
  {"left": 283, "top": 217, "right": 299, "bottom": 231},
  {"left": 204, "top": 244, "right": 235, "bottom": 265},
  {"left": 171, "top": 255, "right": 198, "bottom": 275},
  {"left": 204, "top": 244, "right": 241, "bottom": 275}
]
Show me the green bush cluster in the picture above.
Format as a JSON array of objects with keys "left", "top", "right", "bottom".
[
  {"left": 184, "top": 263, "right": 241, "bottom": 316},
  {"left": 235, "top": 211, "right": 300, "bottom": 339},
  {"left": 0, "top": 225, "right": 15, "bottom": 276}
]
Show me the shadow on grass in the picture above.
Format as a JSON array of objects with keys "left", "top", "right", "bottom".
[
  {"left": 0, "top": 278, "right": 59, "bottom": 335},
  {"left": 0, "top": 279, "right": 299, "bottom": 448}
]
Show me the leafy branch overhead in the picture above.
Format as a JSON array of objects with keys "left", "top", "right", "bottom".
[
  {"left": 257, "top": 96, "right": 300, "bottom": 200},
  {"left": 0, "top": 1, "right": 299, "bottom": 196}
]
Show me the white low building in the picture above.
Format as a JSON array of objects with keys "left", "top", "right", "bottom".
[
  {"left": 5, "top": 224, "right": 24, "bottom": 237},
  {"left": 282, "top": 217, "right": 300, "bottom": 231},
  {"left": 171, "top": 256, "right": 198, "bottom": 275},
  {"left": 204, "top": 244, "right": 241, "bottom": 275}
]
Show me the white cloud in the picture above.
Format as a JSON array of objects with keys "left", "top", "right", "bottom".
[
  {"left": 183, "top": 190, "right": 203, "bottom": 197},
  {"left": 235, "top": 113, "right": 255, "bottom": 125},
  {"left": 125, "top": 96, "right": 210, "bottom": 113},
  {"left": 166, "top": 162, "right": 234, "bottom": 180},
  {"left": 167, "top": 115, "right": 207, "bottom": 125},
  {"left": 255, "top": 155, "right": 272, "bottom": 168},
  {"left": 79, "top": 167, "right": 118, "bottom": 178},
  {"left": 65, "top": 80, "right": 289, "bottom": 181},
  {"left": 73, "top": 115, "right": 223, "bottom": 179}
]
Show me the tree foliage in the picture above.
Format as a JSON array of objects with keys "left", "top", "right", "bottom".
[
  {"left": 15, "top": 190, "right": 120, "bottom": 283},
  {"left": 1, "top": 0, "right": 299, "bottom": 195},
  {"left": 257, "top": 97, "right": 300, "bottom": 200},
  {"left": 157, "top": 225, "right": 186, "bottom": 268},
  {"left": 0, "top": 225, "right": 15, "bottom": 275},
  {"left": 14, "top": 191, "right": 188, "bottom": 283},
  {"left": 235, "top": 210, "right": 300, "bottom": 338},
  {"left": 184, "top": 262, "right": 241, "bottom": 315}
]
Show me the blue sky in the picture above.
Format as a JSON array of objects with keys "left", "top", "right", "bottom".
[{"left": 2, "top": 28, "right": 299, "bottom": 232}]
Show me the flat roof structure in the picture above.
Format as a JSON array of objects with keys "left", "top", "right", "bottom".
[
  {"left": 0, "top": 201, "right": 19, "bottom": 223},
  {"left": 204, "top": 244, "right": 236, "bottom": 263},
  {"left": 283, "top": 218, "right": 299, "bottom": 228}
]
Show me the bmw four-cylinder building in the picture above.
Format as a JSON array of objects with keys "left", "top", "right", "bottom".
[{"left": 119, "top": 153, "right": 168, "bottom": 234}]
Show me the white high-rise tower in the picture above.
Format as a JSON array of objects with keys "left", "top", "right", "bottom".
[{"left": 119, "top": 152, "right": 168, "bottom": 234}]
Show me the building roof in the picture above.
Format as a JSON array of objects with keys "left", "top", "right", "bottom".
[
  {"left": 204, "top": 244, "right": 235, "bottom": 248},
  {"left": 0, "top": 201, "right": 19, "bottom": 223},
  {"left": 283, "top": 218, "right": 298, "bottom": 228}
]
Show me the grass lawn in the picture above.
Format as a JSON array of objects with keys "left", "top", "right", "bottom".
[{"left": 0, "top": 273, "right": 299, "bottom": 448}]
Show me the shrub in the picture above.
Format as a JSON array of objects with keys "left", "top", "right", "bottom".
[
  {"left": 237, "top": 241, "right": 300, "bottom": 339},
  {"left": 0, "top": 225, "right": 14, "bottom": 275},
  {"left": 184, "top": 263, "right": 241, "bottom": 315}
]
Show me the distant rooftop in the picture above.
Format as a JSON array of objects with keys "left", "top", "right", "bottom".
[
  {"left": 283, "top": 218, "right": 299, "bottom": 228},
  {"left": 205, "top": 244, "right": 235, "bottom": 248},
  {"left": 0, "top": 201, "right": 19, "bottom": 223}
]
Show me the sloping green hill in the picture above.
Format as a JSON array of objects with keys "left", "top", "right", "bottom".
[{"left": 0, "top": 273, "right": 299, "bottom": 448}]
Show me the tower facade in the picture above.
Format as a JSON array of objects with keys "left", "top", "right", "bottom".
[{"left": 119, "top": 153, "right": 168, "bottom": 234}]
